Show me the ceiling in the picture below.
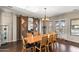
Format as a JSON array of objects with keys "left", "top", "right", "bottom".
[{"left": 1, "top": 6, "right": 79, "bottom": 18}]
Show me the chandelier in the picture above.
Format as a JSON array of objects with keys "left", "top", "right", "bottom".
[{"left": 42, "top": 8, "right": 49, "bottom": 21}]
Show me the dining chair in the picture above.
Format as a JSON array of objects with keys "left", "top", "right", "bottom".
[
  {"left": 22, "top": 36, "right": 35, "bottom": 52},
  {"left": 35, "top": 35, "right": 48, "bottom": 52},
  {"left": 48, "top": 34, "right": 53, "bottom": 51},
  {"left": 48, "top": 33, "right": 57, "bottom": 51},
  {"left": 34, "top": 32, "right": 40, "bottom": 36},
  {"left": 27, "top": 33, "right": 32, "bottom": 37},
  {"left": 52, "top": 33, "right": 57, "bottom": 49}
]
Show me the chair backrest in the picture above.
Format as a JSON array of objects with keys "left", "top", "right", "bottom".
[
  {"left": 49, "top": 34, "right": 53, "bottom": 43},
  {"left": 34, "top": 32, "right": 40, "bottom": 36},
  {"left": 27, "top": 33, "right": 32, "bottom": 37},
  {"left": 22, "top": 36, "right": 27, "bottom": 49},
  {"left": 48, "top": 32, "right": 57, "bottom": 43},
  {"left": 40, "top": 35, "right": 48, "bottom": 46},
  {"left": 53, "top": 33, "right": 57, "bottom": 42}
]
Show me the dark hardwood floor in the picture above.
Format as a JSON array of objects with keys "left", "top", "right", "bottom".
[{"left": 0, "top": 39, "right": 79, "bottom": 52}]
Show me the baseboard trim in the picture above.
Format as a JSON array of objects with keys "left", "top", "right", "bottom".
[{"left": 57, "top": 38, "right": 79, "bottom": 47}]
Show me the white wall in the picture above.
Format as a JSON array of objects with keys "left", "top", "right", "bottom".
[
  {"left": 50, "top": 11, "right": 79, "bottom": 43},
  {"left": 12, "top": 14, "right": 17, "bottom": 42},
  {"left": 0, "top": 11, "right": 17, "bottom": 43},
  {"left": 0, "top": 12, "right": 1, "bottom": 45},
  {"left": 0, "top": 12, "right": 1, "bottom": 25},
  {"left": 1, "top": 12, "right": 13, "bottom": 43}
]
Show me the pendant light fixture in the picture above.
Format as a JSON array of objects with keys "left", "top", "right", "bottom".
[{"left": 42, "top": 8, "right": 49, "bottom": 21}]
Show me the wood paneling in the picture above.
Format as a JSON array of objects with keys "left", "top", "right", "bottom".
[
  {"left": 20, "top": 16, "right": 28, "bottom": 37},
  {"left": 17, "top": 15, "right": 28, "bottom": 40}
]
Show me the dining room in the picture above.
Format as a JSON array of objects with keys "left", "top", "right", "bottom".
[
  {"left": 0, "top": 6, "right": 79, "bottom": 52},
  {"left": 16, "top": 14, "right": 57, "bottom": 52}
]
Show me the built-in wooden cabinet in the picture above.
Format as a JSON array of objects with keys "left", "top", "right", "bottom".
[
  {"left": 17, "top": 15, "right": 40, "bottom": 40},
  {"left": 20, "top": 16, "right": 28, "bottom": 37},
  {"left": 0, "top": 25, "right": 8, "bottom": 45},
  {"left": 28, "top": 17, "right": 40, "bottom": 34},
  {"left": 17, "top": 15, "right": 28, "bottom": 40},
  {"left": 28, "top": 18, "right": 33, "bottom": 32}
]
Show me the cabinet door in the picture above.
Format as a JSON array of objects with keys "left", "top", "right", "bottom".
[{"left": 0, "top": 25, "right": 8, "bottom": 45}]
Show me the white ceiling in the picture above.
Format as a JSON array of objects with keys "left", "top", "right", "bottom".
[
  {"left": 1, "top": 6, "right": 79, "bottom": 18},
  {"left": 16, "top": 6, "right": 79, "bottom": 17}
]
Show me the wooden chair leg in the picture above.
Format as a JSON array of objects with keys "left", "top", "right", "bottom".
[
  {"left": 40, "top": 47, "right": 41, "bottom": 52},
  {"left": 35, "top": 46, "right": 36, "bottom": 52},
  {"left": 53, "top": 43, "right": 54, "bottom": 50},
  {"left": 45, "top": 47, "right": 47, "bottom": 52},
  {"left": 55, "top": 42, "right": 57, "bottom": 49},
  {"left": 33, "top": 47, "right": 35, "bottom": 52},
  {"left": 47, "top": 45, "right": 49, "bottom": 52},
  {"left": 48, "top": 45, "right": 50, "bottom": 52},
  {"left": 48, "top": 44, "right": 52, "bottom": 52}
]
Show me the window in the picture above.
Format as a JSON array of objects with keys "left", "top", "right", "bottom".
[
  {"left": 70, "top": 18, "right": 79, "bottom": 35},
  {"left": 55, "top": 20, "right": 65, "bottom": 37}
]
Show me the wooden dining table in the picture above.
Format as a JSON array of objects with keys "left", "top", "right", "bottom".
[
  {"left": 24, "top": 35, "right": 42, "bottom": 44},
  {"left": 24, "top": 33, "right": 56, "bottom": 44},
  {"left": 24, "top": 34, "right": 49, "bottom": 44}
]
